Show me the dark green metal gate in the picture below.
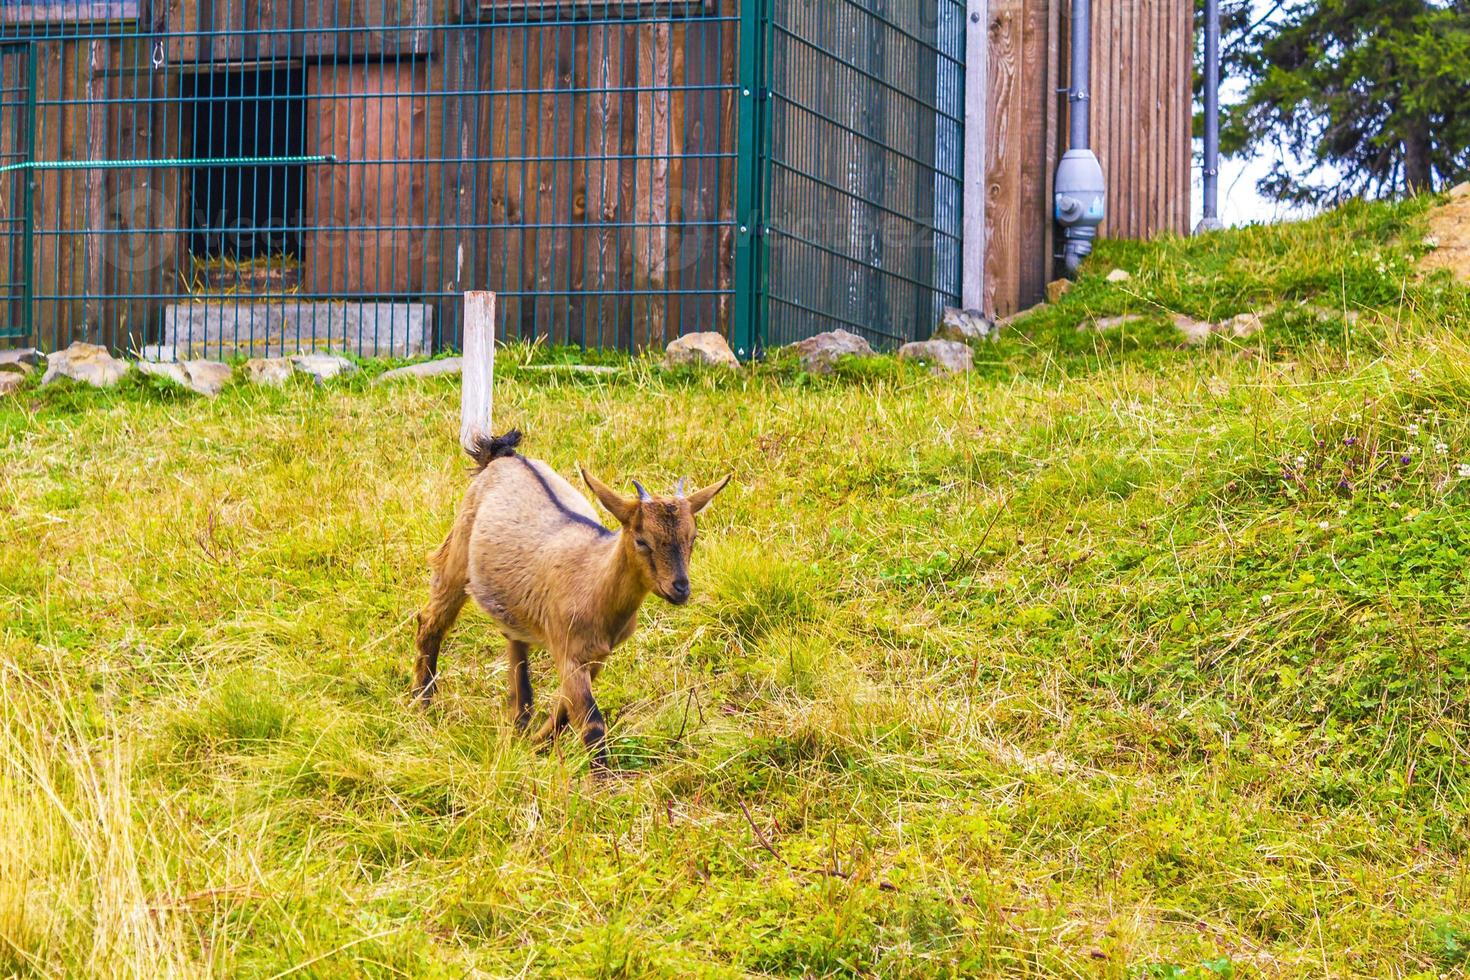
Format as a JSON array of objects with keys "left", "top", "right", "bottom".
[
  {"left": 0, "top": 43, "right": 34, "bottom": 342},
  {"left": 738, "top": 0, "right": 966, "bottom": 354}
]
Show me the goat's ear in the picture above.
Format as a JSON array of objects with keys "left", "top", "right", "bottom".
[
  {"left": 686, "top": 473, "right": 732, "bottom": 516},
  {"left": 580, "top": 464, "right": 639, "bottom": 524}
]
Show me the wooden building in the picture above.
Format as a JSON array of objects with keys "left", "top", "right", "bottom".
[{"left": 0, "top": 0, "right": 1192, "bottom": 354}]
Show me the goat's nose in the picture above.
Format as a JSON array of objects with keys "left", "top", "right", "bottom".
[{"left": 671, "top": 579, "right": 691, "bottom": 601}]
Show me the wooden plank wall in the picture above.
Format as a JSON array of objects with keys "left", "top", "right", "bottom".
[
  {"left": 302, "top": 62, "right": 446, "bottom": 297},
  {"left": 1088, "top": 0, "right": 1193, "bottom": 240},
  {"left": 985, "top": 0, "right": 1193, "bottom": 317}
]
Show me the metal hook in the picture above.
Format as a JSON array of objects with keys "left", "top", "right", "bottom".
[{"left": 151, "top": 41, "right": 165, "bottom": 71}]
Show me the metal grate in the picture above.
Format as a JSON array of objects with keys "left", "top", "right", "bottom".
[
  {"left": 0, "top": 42, "right": 33, "bottom": 340},
  {"left": 0, "top": 0, "right": 963, "bottom": 357},
  {"left": 0, "top": 0, "right": 740, "bottom": 357},
  {"left": 751, "top": 0, "right": 965, "bottom": 350}
]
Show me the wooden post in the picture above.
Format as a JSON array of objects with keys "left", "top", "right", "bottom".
[
  {"left": 461, "top": 291, "right": 496, "bottom": 454},
  {"left": 963, "top": 0, "right": 989, "bottom": 315}
]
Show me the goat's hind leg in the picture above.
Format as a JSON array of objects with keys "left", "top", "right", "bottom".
[
  {"left": 412, "top": 533, "right": 470, "bottom": 704},
  {"left": 507, "top": 639, "right": 534, "bottom": 731}
]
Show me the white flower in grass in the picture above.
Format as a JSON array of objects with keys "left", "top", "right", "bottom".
[
  {"left": 1408, "top": 422, "right": 1421, "bottom": 437},
  {"left": 1435, "top": 442, "right": 1449, "bottom": 456},
  {"left": 1318, "top": 521, "right": 1330, "bottom": 530},
  {"left": 1459, "top": 463, "right": 1470, "bottom": 479}
]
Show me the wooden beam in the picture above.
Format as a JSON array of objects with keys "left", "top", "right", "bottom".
[
  {"left": 962, "top": 0, "right": 988, "bottom": 314},
  {"left": 461, "top": 291, "right": 496, "bottom": 454}
]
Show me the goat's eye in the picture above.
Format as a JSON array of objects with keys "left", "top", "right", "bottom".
[{"left": 635, "top": 539, "right": 652, "bottom": 553}]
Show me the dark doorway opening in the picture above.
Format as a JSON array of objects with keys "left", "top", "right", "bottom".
[{"left": 183, "top": 66, "right": 306, "bottom": 262}]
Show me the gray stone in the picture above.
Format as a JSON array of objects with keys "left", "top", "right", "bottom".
[
  {"left": 1299, "top": 303, "right": 1360, "bottom": 326},
  {"left": 138, "top": 359, "right": 231, "bottom": 396},
  {"left": 0, "top": 348, "right": 43, "bottom": 371},
  {"left": 41, "top": 342, "right": 130, "bottom": 388},
  {"left": 898, "top": 339, "right": 974, "bottom": 374},
  {"left": 934, "top": 307, "right": 995, "bottom": 343},
  {"left": 1105, "top": 268, "right": 1133, "bottom": 283},
  {"left": 1082, "top": 314, "right": 1149, "bottom": 333},
  {"left": 520, "top": 364, "right": 623, "bottom": 376},
  {"left": 162, "top": 301, "right": 432, "bottom": 359},
  {"left": 1223, "top": 312, "right": 1265, "bottom": 339},
  {"left": 1172, "top": 314, "right": 1215, "bottom": 346},
  {"left": 290, "top": 353, "right": 357, "bottom": 384},
  {"left": 375, "top": 358, "right": 463, "bottom": 384},
  {"left": 791, "top": 329, "right": 875, "bottom": 374},
  {"left": 137, "top": 361, "right": 190, "bottom": 389},
  {"left": 663, "top": 331, "right": 739, "bottom": 369},
  {"left": 997, "top": 303, "right": 1046, "bottom": 330},
  {"left": 182, "top": 360, "right": 232, "bottom": 396},
  {"left": 0, "top": 372, "right": 25, "bottom": 395},
  {"left": 244, "top": 358, "right": 295, "bottom": 387}
]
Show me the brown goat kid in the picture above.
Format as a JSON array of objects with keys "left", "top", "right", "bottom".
[{"left": 412, "top": 430, "right": 731, "bottom": 770}]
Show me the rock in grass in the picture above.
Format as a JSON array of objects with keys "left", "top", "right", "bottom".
[
  {"left": 375, "top": 358, "right": 464, "bottom": 384},
  {"left": 1046, "top": 278, "right": 1073, "bottom": 303},
  {"left": 791, "top": 329, "right": 875, "bottom": 374},
  {"left": 244, "top": 358, "right": 294, "bottom": 387},
  {"left": 1105, "top": 268, "right": 1133, "bottom": 283},
  {"left": 137, "top": 361, "right": 190, "bottom": 391},
  {"left": 136, "top": 359, "right": 231, "bottom": 397},
  {"left": 520, "top": 364, "right": 623, "bottom": 376},
  {"left": 663, "top": 332, "right": 739, "bottom": 370},
  {"left": 934, "top": 307, "right": 995, "bottom": 343},
  {"left": 290, "top": 353, "right": 357, "bottom": 384},
  {"left": 41, "top": 342, "right": 129, "bottom": 388},
  {"left": 0, "top": 348, "right": 43, "bottom": 372},
  {"left": 1172, "top": 314, "right": 1215, "bottom": 346},
  {"left": 1223, "top": 312, "right": 1265, "bottom": 339},
  {"left": 898, "top": 338, "right": 973, "bottom": 374},
  {"left": 1081, "top": 314, "right": 1149, "bottom": 333},
  {"left": 182, "top": 360, "right": 232, "bottom": 396},
  {"left": 1298, "top": 302, "right": 1360, "bottom": 326},
  {"left": 0, "top": 371, "right": 25, "bottom": 395}
]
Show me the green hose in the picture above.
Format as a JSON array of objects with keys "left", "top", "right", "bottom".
[{"left": 0, "top": 154, "right": 338, "bottom": 175}]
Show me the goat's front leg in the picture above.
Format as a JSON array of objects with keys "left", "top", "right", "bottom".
[{"left": 556, "top": 657, "right": 610, "bottom": 772}]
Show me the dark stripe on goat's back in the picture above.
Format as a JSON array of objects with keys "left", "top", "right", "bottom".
[{"left": 515, "top": 456, "right": 615, "bottom": 536}]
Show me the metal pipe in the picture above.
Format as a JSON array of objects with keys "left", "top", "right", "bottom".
[
  {"left": 1068, "top": 0, "right": 1090, "bottom": 150},
  {"left": 1054, "top": 0, "right": 1104, "bottom": 276},
  {"left": 1196, "top": 0, "right": 1224, "bottom": 233}
]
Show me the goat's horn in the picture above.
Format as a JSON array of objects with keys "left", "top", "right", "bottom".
[
  {"left": 632, "top": 480, "right": 652, "bottom": 502},
  {"left": 674, "top": 477, "right": 687, "bottom": 497}
]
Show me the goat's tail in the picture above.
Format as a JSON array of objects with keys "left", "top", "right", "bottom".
[{"left": 467, "top": 429, "right": 524, "bottom": 475}]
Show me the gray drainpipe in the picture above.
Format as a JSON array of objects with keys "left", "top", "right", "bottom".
[
  {"left": 1195, "top": 0, "right": 1224, "bottom": 233},
  {"left": 1054, "top": 0, "right": 1105, "bottom": 276}
]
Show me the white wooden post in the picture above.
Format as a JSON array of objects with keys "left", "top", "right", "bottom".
[
  {"left": 962, "top": 0, "right": 989, "bottom": 315},
  {"left": 461, "top": 291, "right": 496, "bottom": 453}
]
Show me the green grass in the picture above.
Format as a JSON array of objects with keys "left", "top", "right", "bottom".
[{"left": 3, "top": 195, "right": 1470, "bottom": 977}]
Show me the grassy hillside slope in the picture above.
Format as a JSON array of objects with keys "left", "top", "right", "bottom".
[{"left": 2, "top": 197, "right": 1468, "bottom": 977}]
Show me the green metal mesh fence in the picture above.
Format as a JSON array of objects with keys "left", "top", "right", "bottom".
[
  {"left": 0, "top": 0, "right": 961, "bottom": 357},
  {"left": 752, "top": 0, "right": 965, "bottom": 350}
]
